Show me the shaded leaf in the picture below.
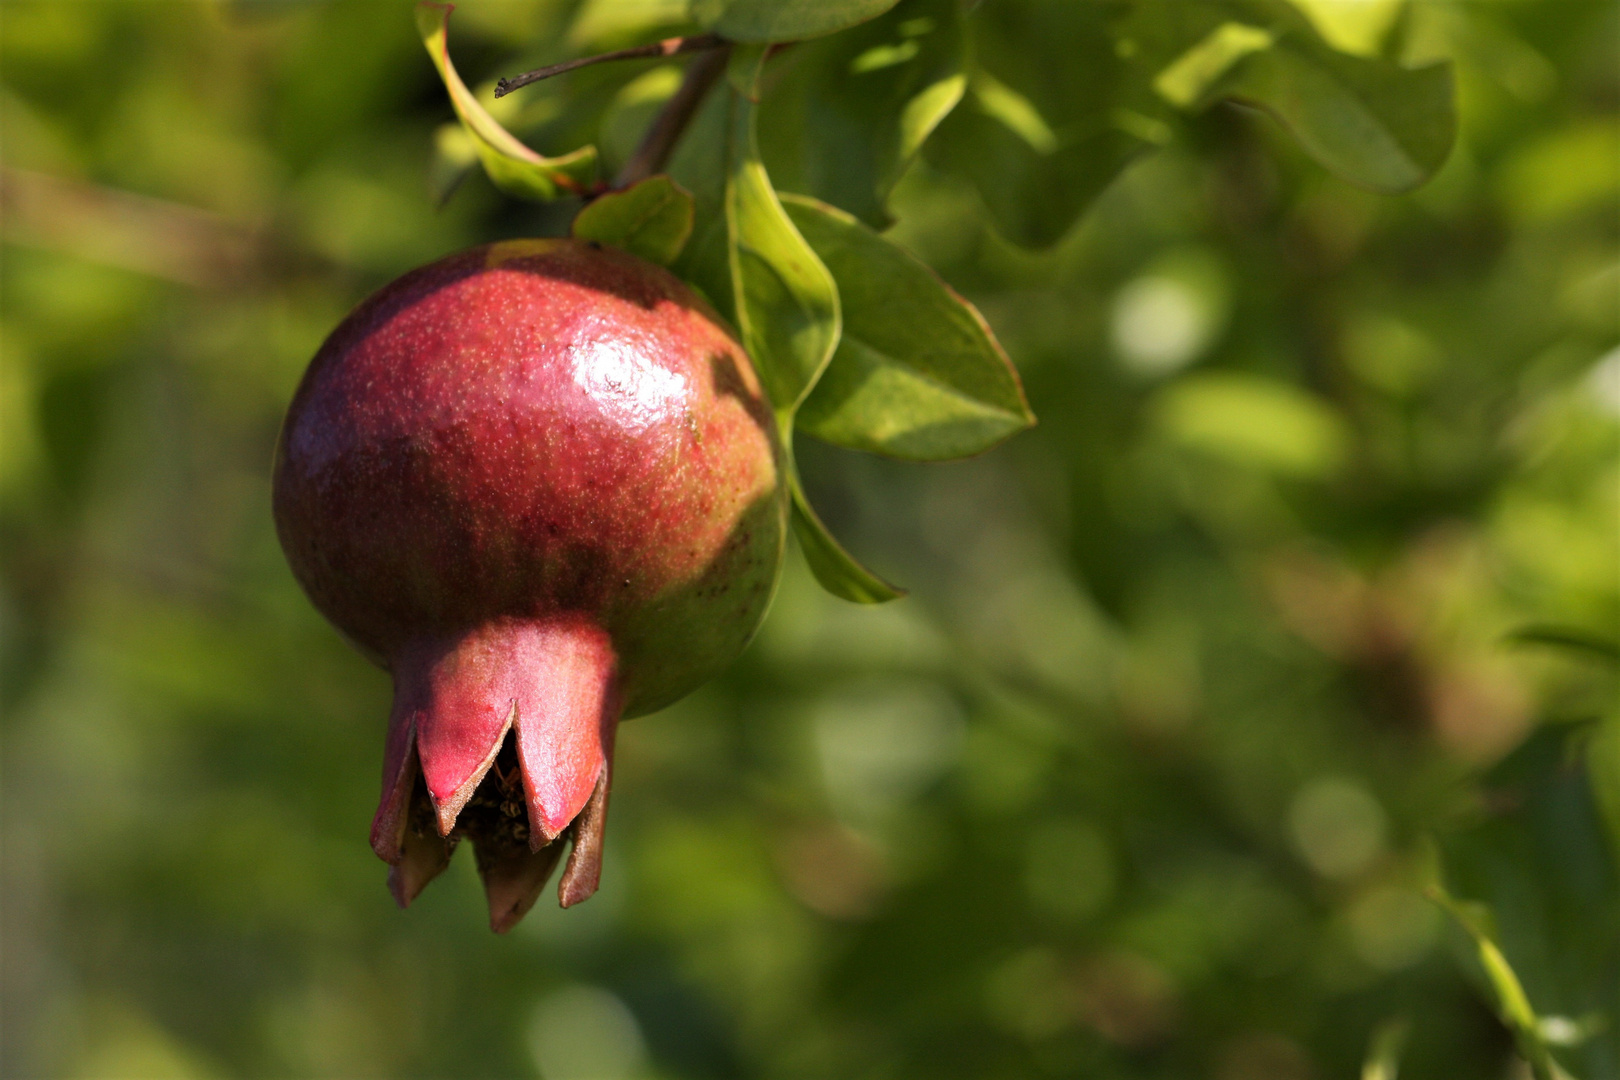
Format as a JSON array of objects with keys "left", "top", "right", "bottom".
[
  {"left": 758, "top": 0, "right": 967, "bottom": 227},
  {"left": 692, "top": 0, "right": 902, "bottom": 43},
  {"left": 782, "top": 195, "right": 1032, "bottom": 460},
  {"left": 1505, "top": 624, "right": 1620, "bottom": 664},
  {"left": 1220, "top": 41, "right": 1455, "bottom": 193},
  {"left": 665, "top": 77, "right": 736, "bottom": 317},
  {"left": 1435, "top": 725, "right": 1618, "bottom": 1080},
  {"left": 1589, "top": 715, "right": 1620, "bottom": 869},
  {"left": 416, "top": 2, "right": 598, "bottom": 202},
  {"left": 925, "top": 2, "right": 1155, "bottom": 248},
  {"left": 789, "top": 469, "right": 904, "bottom": 603},
  {"left": 1141, "top": 4, "right": 1456, "bottom": 193},
  {"left": 571, "top": 175, "right": 695, "bottom": 265}
]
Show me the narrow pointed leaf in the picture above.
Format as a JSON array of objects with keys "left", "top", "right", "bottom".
[
  {"left": 783, "top": 195, "right": 1032, "bottom": 460},
  {"left": 417, "top": 2, "right": 598, "bottom": 201},
  {"left": 789, "top": 468, "right": 903, "bottom": 603},
  {"left": 571, "top": 176, "right": 695, "bottom": 265},
  {"left": 1426, "top": 878, "right": 1565, "bottom": 1080}
]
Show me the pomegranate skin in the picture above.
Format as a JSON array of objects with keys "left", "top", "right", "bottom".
[{"left": 272, "top": 239, "right": 785, "bottom": 926}]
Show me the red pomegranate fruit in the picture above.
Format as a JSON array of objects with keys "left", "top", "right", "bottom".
[{"left": 272, "top": 238, "right": 785, "bottom": 931}]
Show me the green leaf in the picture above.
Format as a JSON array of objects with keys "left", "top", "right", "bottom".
[
  {"left": 571, "top": 176, "right": 695, "bottom": 265},
  {"left": 1505, "top": 624, "right": 1620, "bottom": 664},
  {"left": 696, "top": 57, "right": 893, "bottom": 605},
  {"left": 416, "top": 2, "right": 598, "bottom": 201},
  {"left": 757, "top": 0, "right": 967, "bottom": 227},
  {"left": 782, "top": 195, "right": 1032, "bottom": 460},
  {"left": 1220, "top": 41, "right": 1455, "bottom": 193},
  {"left": 725, "top": 91, "right": 842, "bottom": 415},
  {"left": 1589, "top": 714, "right": 1620, "bottom": 869},
  {"left": 1142, "top": 4, "right": 1456, "bottom": 194},
  {"left": 789, "top": 467, "right": 904, "bottom": 603},
  {"left": 665, "top": 77, "right": 735, "bottom": 318},
  {"left": 925, "top": 2, "right": 1155, "bottom": 248},
  {"left": 1425, "top": 875, "right": 1569, "bottom": 1080},
  {"left": 1153, "top": 21, "right": 1276, "bottom": 107},
  {"left": 691, "top": 0, "right": 903, "bottom": 43},
  {"left": 1360, "top": 1018, "right": 1408, "bottom": 1080}
]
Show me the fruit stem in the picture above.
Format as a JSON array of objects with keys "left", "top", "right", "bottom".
[
  {"left": 494, "top": 32, "right": 725, "bottom": 98},
  {"left": 612, "top": 43, "right": 732, "bottom": 190}
]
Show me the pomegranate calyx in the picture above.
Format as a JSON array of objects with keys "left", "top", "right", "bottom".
[{"left": 369, "top": 617, "right": 620, "bottom": 918}]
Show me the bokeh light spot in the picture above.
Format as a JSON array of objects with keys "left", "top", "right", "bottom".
[
  {"left": 528, "top": 985, "right": 647, "bottom": 1080},
  {"left": 1288, "top": 778, "right": 1387, "bottom": 879}
]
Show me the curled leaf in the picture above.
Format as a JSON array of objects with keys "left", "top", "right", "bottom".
[
  {"left": 417, "top": 2, "right": 598, "bottom": 201},
  {"left": 725, "top": 85, "right": 842, "bottom": 414}
]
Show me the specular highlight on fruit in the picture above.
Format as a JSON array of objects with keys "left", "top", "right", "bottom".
[{"left": 272, "top": 239, "right": 786, "bottom": 931}]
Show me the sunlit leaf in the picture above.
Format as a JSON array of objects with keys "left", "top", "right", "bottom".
[
  {"left": 724, "top": 62, "right": 842, "bottom": 414},
  {"left": 1433, "top": 724, "right": 1617, "bottom": 1080},
  {"left": 1360, "top": 1018, "right": 1408, "bottom": 1080},
  {"left": 789, "top": 468, "right": 904, "bottom": 603},
  {"left": 1153, "top": 21, "right": 1276, "bottom": 108},
  {"left": 571, "top": 175, "right": 695, "bottom": 265},
  {"left": 757, "top": 0, "right": 966, "bottom": 227},
  {"left": 1425, "top": 876, "right": 1569, "bottom": 1080},
  {"left": 782, "top": 195, "right": 1032, "bottom": 460},
  {"left": 416, "top": 2, "right": 598, "bottom": 201},
  {"left": 692, "top": 0, "right": 903, "bottom": 43}
]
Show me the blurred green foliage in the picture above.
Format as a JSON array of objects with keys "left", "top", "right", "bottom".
[{"left": 1, "top": 1, "right": 1617, "bottom": 1078}]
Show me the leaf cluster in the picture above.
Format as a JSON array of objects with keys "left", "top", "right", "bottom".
[{"left": 420, "top": 0, "right": 1454, "bottom": 602}]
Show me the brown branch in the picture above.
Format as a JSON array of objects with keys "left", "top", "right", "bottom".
[
  {"left": 494, "top": 33, "right": 725, "bottom": 98},
  {"left": 612, "top": 44, "right": 731, "bottom": 190}
]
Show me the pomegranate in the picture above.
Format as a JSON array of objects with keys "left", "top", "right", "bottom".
[{"left": 272, "top": 238, "right": 785, "bottom": 931}]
